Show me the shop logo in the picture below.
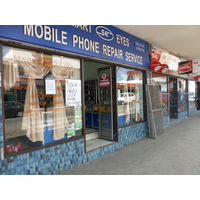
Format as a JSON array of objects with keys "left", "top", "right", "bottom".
[
  {"left": 102, "top": 73, "right": 107, "bottom": 79},
  {"left": 96, "top": 26, "right": 114, "bottom": 41}
]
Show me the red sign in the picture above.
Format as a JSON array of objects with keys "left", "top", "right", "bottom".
[
  {"left": 99, "top": 74, "right": 110, "bottom": 87},
  {"left": 151, "top": 50, "right": 162, "bottom": 63},
  {"left": 150, "top": 62, "right": 169, "bottom": 73},
  {"left": 194, "top": 75, "right": 200, "bottom": 81},
  {"left": 178, "top": 60, "right": 193, "bottom": 74}
]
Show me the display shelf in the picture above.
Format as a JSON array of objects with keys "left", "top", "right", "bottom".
[{"left": 85, "top": 80, "right": 98, "bottom": 104}]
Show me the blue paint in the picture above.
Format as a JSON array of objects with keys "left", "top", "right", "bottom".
[{"left": 0, "top": 25, "right": 150, "bottom": 69}]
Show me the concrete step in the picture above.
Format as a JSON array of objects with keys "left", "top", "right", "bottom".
[{"left": 86, "top": 131, "right": 99, "bottom": 141}]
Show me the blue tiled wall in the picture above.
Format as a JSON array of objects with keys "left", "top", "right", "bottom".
[
  {"left": 0, "top": 122, "right": 148, "bottom": 175},
  {"left": 0, "top": 69, "right": 149, "bottom": 174},
  {"left": 1, "top": 68, "right": 199, "bottom": 175},
  {"left": 189, "top": 107, "right": 199, "bottom": 117},
  {"left": 164, "top": 108, "right": 200, "bottom": 127}
]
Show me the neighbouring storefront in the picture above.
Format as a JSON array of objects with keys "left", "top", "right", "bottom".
[
  {"left": 0, "top": 25, "right": 150, "bottom": 175},
  {"left": 150, "top": 50, "right": 200, "bottom": 127}
]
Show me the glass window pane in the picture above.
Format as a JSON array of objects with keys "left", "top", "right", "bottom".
[
  {"left": 117, "top": 67, "right": 144, "bottom": 127},
  {"left": 3, "top": 46, "right": 82, "bottom": 155},
  {"left": 178, "top": 78, "right": 187, "bottom": 112},
  {"left": 188, "top": 80, "right": 196, "bottom": 109},
  {"left": 152, "top": 73, "right": 168, "bottom": 116}
]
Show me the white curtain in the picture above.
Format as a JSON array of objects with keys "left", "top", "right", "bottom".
[
  {"left": 3, "top": 60, "right": 19, "bottom": 91},
  {"left": 3, "top": 50, "right": 74, "bottom": 142},
  {"left": 21, "top": 78, "right": 44, "bottom": 142},
  {"left": 17, "top": 58, "right": 50, "bottom": 142},
  {"left": 53, "top": 80, "right": 68, "bottom": 140},
  {"left": 135, "top": 87, "right": 140, "bottom": 122}
]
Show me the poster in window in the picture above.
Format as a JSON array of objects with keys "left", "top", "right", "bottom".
[
  {"left": 45, "top": 79, "right": 56, "bottom": 94},
  {"left": 67, "top": 123, "right": 76, "bottom": 137},
  {"left": 65, "top": 79, "right": 81, "bottom": 106}
]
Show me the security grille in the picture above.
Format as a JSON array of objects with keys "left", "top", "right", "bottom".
[{"left": 146, "top": 84, "right": 166, "bottom": 139}]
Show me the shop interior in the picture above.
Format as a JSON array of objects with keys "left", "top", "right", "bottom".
[{"left": 84, "top": 61, "right": 115, "bottom": 152}]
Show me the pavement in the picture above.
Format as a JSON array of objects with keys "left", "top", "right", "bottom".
[{"left": 59, "top": 112, "right": 200, "bottom": 175}]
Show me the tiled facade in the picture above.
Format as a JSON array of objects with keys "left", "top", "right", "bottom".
[
  {"left": 0, "top": 122, "right": 148, "bottom": 175},
  {"left": 164, "top": 108, "right": 199, "bottom": 127},
  {"left": 0, "top": 68, "right": 199, "bottom": 174},
  {"left": 0, "top": 66, "right": 150, "bottom": 175}
]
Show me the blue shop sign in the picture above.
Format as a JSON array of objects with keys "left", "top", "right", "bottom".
[{"left": 0, "top": 25, "right": 150, "bottom": 69}]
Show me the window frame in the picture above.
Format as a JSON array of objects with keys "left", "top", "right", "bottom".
[
  {"left": 1, "top": 42, "right": 85, "bottom": 158},
  {"left": 188, "top": 80, "right": 197, "bottom": 109},
  {"left": 177, "top": 78, "right": 188, "bottom": 112},
  {"left": 151, "top": 72, "right": 169, "bottom": 116},
  {"left": 116, "top": 65, "right": 146, "bottom": 128}
]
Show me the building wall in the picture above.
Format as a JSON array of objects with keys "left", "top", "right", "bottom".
[
  {"left": 164, "top": 108, "right": 200, "bottom": 127},
  {"left": 1, "top": 69, "right": 199, "bottom": 175},
  {"left": 0, "top": 65, "right": 149, "bottom": 175},
  {"left": 0, "top": 121, "right": 148, "bottom": 175}
]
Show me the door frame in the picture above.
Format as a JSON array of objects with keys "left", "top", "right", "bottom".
[{"left": 98, "top": 66, "right": 114, "bottom": 141}]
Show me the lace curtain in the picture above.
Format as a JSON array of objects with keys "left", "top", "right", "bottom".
[{"left": 3, "top": 49, "right": 73, "bottom": 142}]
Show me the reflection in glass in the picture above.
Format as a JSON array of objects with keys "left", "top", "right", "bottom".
[
  {"left": 178, "top": 78, "right": 187, "bottom": 112},
  {"left": 152, "top": 73, "right": 168, "bottom": 116},
  {"left": 117, "top": 67, "right": 144, "bottom": 127},
  {"left": 188, "top": 80, "right": 196, "bottom": 109},
  {"left": 3, "top": 46, "right": 82, "bottom": 154}
]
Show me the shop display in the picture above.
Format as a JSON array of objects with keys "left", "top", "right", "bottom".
[
  {"left": 85, "top": 104, "right": 99, "bottom": 128},
  {"left": 117, "top": 67, "right": 144, "bottom": 126},
  {"left": 151, "top": 73, "right": 168, "bottom": 116},
  {"left": 178, "top": 79, "right": 187, "bottom": 112},
  {"left": 3, "top": 46, "right": 82, "bottom": 154},
  {"left": 85, "top": 80, "right": 98, "bottom": 104}
]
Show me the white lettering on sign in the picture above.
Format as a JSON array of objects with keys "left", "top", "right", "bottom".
[
  {"left": 72, "top": 25, "right": 92, "bottom": 33},
  {"left": 102, "top": 44, "right": 123, "bottom": 59},
  {"left": 125, "top": 51, "right": 143, "bottom": 65},
  {"left": 135, "top": 41, "right": 145, "bottom": 52},
  {"left": 72, "top": 34, "right": 100, "bottom": 53},
  {"left": 116, "top": 34, "right": 129, "bottom": 47},
  {"left": 23, "top": 25, "right": 67, "bottom": 45}
]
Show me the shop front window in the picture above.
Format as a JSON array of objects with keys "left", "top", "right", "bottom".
[
  {"left": 152, "top": 73, "right": 168, "bottom": 116},
  {"left": 2, "top": 46, "right": 82, "bottom": 155},
  {"left": 117, "top": 67, "right": 144, "bottom": 127},
  {"left": 188, "top": 80, "right": 196, "bottom": 109},
  {"left": 178, "top": 78, "right": 187, "bottom": 112}
]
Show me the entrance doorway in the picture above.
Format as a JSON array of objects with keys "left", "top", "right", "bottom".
[
  {"left": 169, "top": 77, "right": 178, "bottom": 119},
  {"left": 197, "top": 82, "right": 200, "bottom": 110},
  {"left": 84, "top": 61, "right": 116, "bottom": 152}
]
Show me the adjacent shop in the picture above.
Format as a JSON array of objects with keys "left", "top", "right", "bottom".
[
  {"left": 0, "top": 25, "right": 150, "bottom": 174},
  {"left": 150, "top": 50, "right": 200, "bottom": 126}
]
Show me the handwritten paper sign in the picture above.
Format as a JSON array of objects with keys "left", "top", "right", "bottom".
[{"left": 65, "top": 79, "right": 81, "bottom": 106}]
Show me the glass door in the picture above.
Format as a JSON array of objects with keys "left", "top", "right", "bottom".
[
  {"left": 169, "top": 77, "right": 178, "bottom": 119},
  {"left": 98, "top": 67, "right": 113, "bottom": 140},
  {"left": 197, "top": 82, "right": 200, "bottom": 110}
]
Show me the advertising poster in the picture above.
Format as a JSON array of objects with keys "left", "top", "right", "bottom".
[
  {"left": 67, "top": 124, "right": 76, "bottom": 137},
  {"left": 75, "top": 107, "right": 82, "bottom": 130}
]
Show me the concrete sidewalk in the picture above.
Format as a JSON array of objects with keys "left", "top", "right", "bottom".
[{"left": 59, "top": 113, "right": 200, "bottom": 175}]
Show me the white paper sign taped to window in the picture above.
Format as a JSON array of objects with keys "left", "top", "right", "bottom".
[
  {"left": 65, "top": 79, "right": 81, "bottom": 106},
  {"left": 45, "top": 79, "right": 56, "bottom": 94}
]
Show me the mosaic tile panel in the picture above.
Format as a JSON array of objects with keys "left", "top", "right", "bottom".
[{"left": 0, "top": 122, "right": 148, "bottom": 175}]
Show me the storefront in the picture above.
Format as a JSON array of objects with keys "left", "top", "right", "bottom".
[
  {"left": 150, "top": 51, "right": 199, "bottom": 127},
  {"left": 0, "top": 25, "right": 150, "bottom": 175}
]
